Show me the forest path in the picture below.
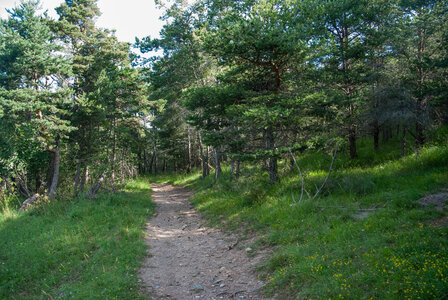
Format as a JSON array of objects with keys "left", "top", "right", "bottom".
[{"left": 139, "top": 183, "right": 268, "bottom": 300}]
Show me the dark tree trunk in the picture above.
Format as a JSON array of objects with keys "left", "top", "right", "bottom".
[
  {"left": 236, "top": 160, "right": 240, "bottom": 179},
  {"left": 266, "top": 126, "right": 278, "bottom": 183},
  {"left": 416, "top": 121, "right": 424, "bottom": 148},
  {"left": 401, "top": 126, "right": 407, "bottom": 157},
  {"left": 149, "top": 143, "right": 157, "bottom": 174},
  {"left": 73, "top": 158, "right": 82, "bottom": 198},
  {"left": 348, "top": 126, "right": 358, "bottom": 159},
  {"left": 143, "top": 150, "right": 148, "bottom": 174},
  {"left": 79, "top": 160, "right": 88, "bottom": 194},
  {"left": 35, "top": 172, "right": 42, "bottom": 193},
  {"left": 373, "top": 119, "right": 379, "bottom": 151}
]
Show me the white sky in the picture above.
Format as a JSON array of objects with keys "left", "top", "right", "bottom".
[{"left": 0, "top": 0, "right": 164, "bottom": 43}]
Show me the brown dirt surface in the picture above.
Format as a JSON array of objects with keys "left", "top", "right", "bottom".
[{"left": 139, "top": 183, "right": 270, "bottom": 300}]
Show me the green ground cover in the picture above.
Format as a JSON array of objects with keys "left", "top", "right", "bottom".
[
  {"left": 156, "top": 140, "right": 448, "bottom": 299},
  {"left": 0, "top": 178, "right": 154, "bottom": 299}
]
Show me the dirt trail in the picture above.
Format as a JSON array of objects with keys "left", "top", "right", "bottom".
[{"left": 139, "top": 183, "right": 269, "bottom": 300}]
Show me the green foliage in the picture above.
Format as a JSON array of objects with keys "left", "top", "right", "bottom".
[{"left": 0, "top": 178, "right": 154, "bottom": 299}]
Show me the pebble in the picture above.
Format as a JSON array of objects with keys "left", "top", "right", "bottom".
[{"left": 190, "top": 284, "right": 204, "bottom": 292}]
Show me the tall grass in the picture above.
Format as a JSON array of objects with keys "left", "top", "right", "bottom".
[
  {"left": 0, "top": 178, "right": 154, "bottom": 299},
  {"left": 158, "top": 143, "right": 448, "bottom": 299}
]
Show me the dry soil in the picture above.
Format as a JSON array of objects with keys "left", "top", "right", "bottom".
[{"left": 139, "top": 183, "right": 269, "bottom": 300}]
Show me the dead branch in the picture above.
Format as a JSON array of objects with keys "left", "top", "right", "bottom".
[
  {"left": 312, "top": 143, "right": 338, "bottom": 200},
  {"left": 19, "top": 194, "right": 41, "bottom": 211},
  {"left": 289, "top": 149, "right": 305, "bottom": 202}
]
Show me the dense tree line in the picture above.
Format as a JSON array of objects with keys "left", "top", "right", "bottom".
[
  {"left": 1, "top": 0, "right": 447, "bottom": 206},
  {"left": 0, "top": 0, "right": 150, "bottom": 204},
  {"left": 137, "top": 0, "right": 448, "bottom": 183}
]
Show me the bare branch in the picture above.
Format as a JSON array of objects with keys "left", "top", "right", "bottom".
[
  {"left": 312, "top": 143, "right": 338, "bottom": 200},
  {"left": 289, "top": 149, "right": 304, "bottom": 202}
]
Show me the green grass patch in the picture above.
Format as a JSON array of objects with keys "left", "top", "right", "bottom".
[
  {"left": 0, "top": 178, "right": 155, "bottom": 299},
  {"left": 153, "top": 143, "right": 448, "bottom": 299}
]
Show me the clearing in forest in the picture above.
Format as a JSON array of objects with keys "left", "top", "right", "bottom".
[{"left": 139, "top": 183, "right": 268, "bottom": 299}]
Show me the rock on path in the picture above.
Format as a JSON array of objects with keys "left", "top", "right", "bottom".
[{"left": 139, "top": 183, "right": 269, "bottom": 300}]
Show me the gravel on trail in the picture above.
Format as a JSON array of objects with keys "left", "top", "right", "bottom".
[{"left": 139, "top": 183, "right": 270, "bottom": 300}]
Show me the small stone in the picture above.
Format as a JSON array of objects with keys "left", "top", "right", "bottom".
[{"left": 190, "top": 284, "right": 204, "bottom": 292}]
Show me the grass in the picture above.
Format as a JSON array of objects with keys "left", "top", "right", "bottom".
[
  {"left": 0, "top": 178, "right": 154, "bottom": 299},
  {"left": 153, "top": 138, "right": 448, "bottom": 299}
]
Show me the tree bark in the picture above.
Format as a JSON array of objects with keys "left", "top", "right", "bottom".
[
  {"left": 266, "top": 126, "right": 278, "bottom": 183},
  {"left": 45, "top": 151, "right": 55, "bottom": 192},
  {"left": 79, "top": 160, "right": 88, "bottom": 193},
  {"left": 111, "top": 118, "right": 117, "bottom": 189},
  {"left": 187, "top": 127, "right": 192, "bottom": 173},
  {"left": 236, "top": 160, "right": 240, "bottom": 179},
  {"left": 206, "top": 146, "right": 210, "bottom": 176},
  {"left": 47, "top": 146, "right": 60, "bottom": 199},
  {"left": 198, "top": 132, "right": 208, "bottom": 178},
  {"left": 401, "top": 126, "right": 407, "bottom": 157},
  {"left": 73, "top": 158, "right": 82, "bottom": 198},
  {"left": 88, "top": 171, "right": 106, "bottom": 197},
  {"left": 373, "top": 119, "right": 379, "bottom": 151},
  {"left": 213, "top": 148, "right": 222, "bottom": 183},
  {"left": 348, "top": 126, "right": 358, "bottom": 159}
]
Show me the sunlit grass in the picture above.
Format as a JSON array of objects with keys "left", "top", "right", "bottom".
[
  {"left": 0, "top": 177, "right": 154, "bottom": 299},
  {"left": 152, "top": 142, "right": 448, "bottom": 299}
]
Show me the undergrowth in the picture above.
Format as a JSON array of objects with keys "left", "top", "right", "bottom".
[
  {"left": 0, "top": 178, "right": 154, "bottom": 299},
  {"left": 153, "top": 139, "right": 448, "bottom": 299}
]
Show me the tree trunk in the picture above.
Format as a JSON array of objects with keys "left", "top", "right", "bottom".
[
  {"left": 143, "top": 150, "right": 148, "bottom": 174},
  {"left": 153, "top": 143, "right": 158, "bottom": 174},
  {"left": 111, "top": 118, "right": 117, "bottom": 189},
  {"left": 73, "top": 158, "right": 82, "bottom": 198},
  {"left": 79, "top": 160, "right": 88, "bottom": 194},
  {"left": 373, "top": 119, "right": 379, "bottom": 151},
  {"left": 45, "top": 151, "right": 55, "bottom": 192},
  {"left": 416, "top": 119, "right": 424, "bottom": 148},
  {"left": 47, "top": 146, "right": 60, "bottom": 199},
  {"left": 401, "top": 126, "right": 407, "bottom": 157},
  {"left": 88, "top": 171, "right": 106, "bottom": 197},
  {"left": 348, "top": 126, "right": 358, "bottom": 159},
  {"left": 266, "top": 126, "right": 278, "bottom": 183},
  {"left": 213, "top": 148, "right": 222, "bottom": 183},
  {"left": 187, "top": 127, "right": 192, "bottom": 173},
  {"left": 236, "top": 160, "right": 240, "bottom": 179},
  {"left": 206, "top": 146, "right": 210, "bottom": 176},
  {"left": 198, "top": 133, "right": 208, "bottom": 178}
]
